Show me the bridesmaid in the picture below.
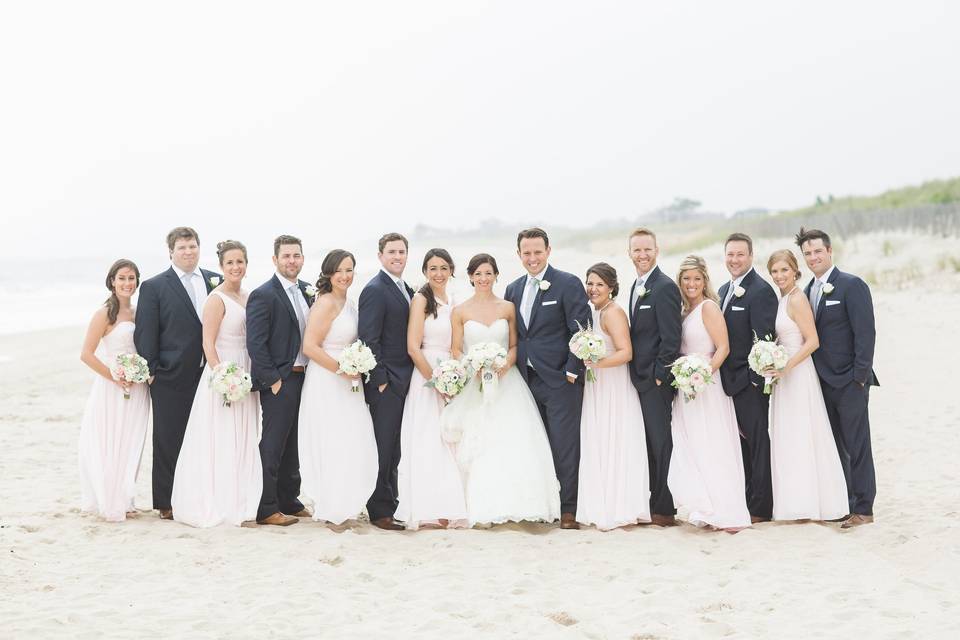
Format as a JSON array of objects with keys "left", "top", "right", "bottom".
[
  {"left": 766, "top": 250, "right": 848, "bottom": 521},
  {"left": 298, "top": 250, "right": 379, "bottom": 525},
  {"left": 79, "top": 259, "right": 149, "bottom": 521},
  {"left": 172, "top": 240, "right": 263, "bottom": 527},
  {"left": 396, "top": 248, "right": 468, "bottom": 530},
  {"left": 666, "top": 255, "right": 751, "bottom": 532},
  {"left": 575, "top": 263, "right": 651, "bottom": 530}
]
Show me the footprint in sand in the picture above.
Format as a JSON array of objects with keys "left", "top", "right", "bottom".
[
  {"left": 547, "top": 611, "right": 578, "bottom": 626},
  {"left": 19, "top": 524, "right": 40, "bottom": 533},
  {"left": 318, "top": 555, "right": 343, "bottom": 566}
]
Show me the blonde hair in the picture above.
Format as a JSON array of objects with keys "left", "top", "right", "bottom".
[
  {"left": 766, "top": 249, "right": 801, "bottom": 282},
  {"left": 629, "top": 227, "right": 658, "bottom": 246},
  {"left": 676, "top": 255, "right": 719, "bottom": 315}
]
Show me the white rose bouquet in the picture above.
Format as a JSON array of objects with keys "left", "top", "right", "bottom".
[
  {"left": 112, "top": 353, "right": 149, "bottom": 399},
  {"left": 209, "top": 361, "right": 253, "bottom": 407},
  {"left": 426, "top": 358, "right": 468, "bottom": 399},
  {"left": 337, "top": 340, "right": 377, "bottom": 392},
  {"left": 568, "top": 322, "right": 606, "bottom": 382},
  {"left": 462, "top": 342, "right": 508, "bottom": 397},
  {"left": 670, "top": 355, "right": 714, "bottom": 402},
  {"left": 748, "top": 334, "right": 789, "bottom": 394}
]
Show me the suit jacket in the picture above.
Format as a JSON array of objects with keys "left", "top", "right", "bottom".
[
  {"left": 804, "top": 268, "right": 879, "bottom": 389},
  {"left": 134, "top": 266, "right": 222, "bottom": 391},
  {"left": 627, "top": 265, "right": 682, "bottom": 393},
  {"left": 505, "top": 265, "right": 591, "bottom": 389},
  {"left": 358, "top": 270, "right": 415, "bottom": 399},
  {"left": 246, "top": 275, "right": 314, "bottom": 392},
  {"left": 717, "top": 268, "right": 779, "bottom": 397}
]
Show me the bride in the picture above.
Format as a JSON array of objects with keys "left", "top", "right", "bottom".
[{"left": 441, "top": 253, "right": 561, "bottom": 526}]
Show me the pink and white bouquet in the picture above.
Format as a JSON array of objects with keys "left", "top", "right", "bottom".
[
  {"left": 568, "top": 322, "right": 606, "bottom": 382},
  {"left": 337, "top": 340, "right": 377, "bottom": 392},
  {"left": 462, "top": 342, "right": 508, "bottom": 396},
  {"left": 209, "top": 361, "right": 253, "bottom": 407},
  {"left": 670, "top": 355, "right": 714, "bottom": 402},
  {"left": 112, "top": 353, "right": 149, "bottom": 399},
  {"left": 426, "top": 358, "right": 468, "bottom": 399},
  {"left": 748, "top": 334, "right": 789, "bottom": 394}
]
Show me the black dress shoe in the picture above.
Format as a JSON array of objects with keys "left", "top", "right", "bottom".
[{"left": 372, "top": 517, "right": 404, "bottom": 531}]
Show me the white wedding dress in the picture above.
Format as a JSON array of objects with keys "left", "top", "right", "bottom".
[{"left": 440, "top": 318, "right": 561, "bottom": 525}]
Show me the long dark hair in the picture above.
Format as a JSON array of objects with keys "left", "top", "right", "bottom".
[
  {"left": 418, "top": 248, "right": 455, "bottom": 318},
  {"left": 104, "top": 259, "right": 140, "bottom": 325},
  {"left": 315, "top": 249, "right": 356, "bottom": 295}
]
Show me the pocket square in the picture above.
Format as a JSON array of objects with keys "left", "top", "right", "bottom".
[
  {"left": 541, "top": 300, "right": 558, "bottom": 306},
  {"left": 638, "top": 304, "right": 652, "bottom": 310},
  {"left": 825, "top": 300, "right": 841, "bottom": 306},
  {"left": 731, "top": 306, "right": 745, "bottom": 311}
]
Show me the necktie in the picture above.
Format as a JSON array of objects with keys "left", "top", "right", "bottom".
[
  {"left": 396, "top": 279, "right": 410, "bottom": 305},
  {"left": 810, "top": 279, "right": 823, "bottom": 318},
  {"left": 722, "top": 281, "right": 736, "bottom": 312},
  {"left": 521, "top": 277, "right": 538, "bottom": 327},
  {"left": 632, "top": 278, "right": 645, "bottom": 316},
  {"left": 289, "top": 284, "right": 306, "bottom": 334},
  {"left": 181, "top": 273, "right": 199, "bottom": 315}
]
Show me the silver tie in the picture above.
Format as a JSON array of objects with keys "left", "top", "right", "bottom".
[
  {"left": 521, "top": 277, "right": 538, "bottom": 327},
  {"left": 289, "top": 284, "right": 306, "bottom": 333},
  {"left": 722, "top": 281, "right": 736, "bottom": 312},
  {"left": 396, "top": 279, "right": 410, "bottom": 305},
  {"left": 181, "top": 273, "right": 199, "bottom": 315},
  {"left": 810, "top": 279, "right": 823, "bottom": 318}
]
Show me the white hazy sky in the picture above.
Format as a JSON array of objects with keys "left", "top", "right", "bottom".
[{"left": 1, "top": 1, "right": 958, "bottom": 259}]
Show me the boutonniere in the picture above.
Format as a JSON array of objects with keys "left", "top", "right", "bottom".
[
  {"left": 304, "top": 285, "right": 318, "bottom": 299},
  {"left": 637, "top": 285, "right": 649, "bottom": 299},
  {"left": 822, "top": 283, "right": 835, "bottom": 295},
  {"left": 538, "top": 279, "right": 551, "bottom": 291},
  {"left": 733, "top": 285, "right": 746, "bottom": 298},
  {"left": 209, "top": 276, "right": 221, "bottom": 287}
]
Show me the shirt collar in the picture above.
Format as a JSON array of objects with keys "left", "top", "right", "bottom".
[
  {"left": 381, "top": 267, "right": 404, "bottom": 285},
  {"left": 636, "top": 264, "right": 656, "bottom": 285},
  {"left": 818, "top": 266, "right": 835, "bottom": 285},
  {"left": 172, "top": 263, "right": 202, "bottom": 279},
  {"left": 731, "top": 267, "right": 754, "bottom": 288},
  {"left": 275, "top": 272, "right": 300, "bottom": 290},
  {"left": 527, "top": 264, "right": 550, "bottom": 282}
]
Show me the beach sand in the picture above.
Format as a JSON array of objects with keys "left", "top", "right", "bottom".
[{"left": 2, "top": 278, "right": 958, "bottom": 638}]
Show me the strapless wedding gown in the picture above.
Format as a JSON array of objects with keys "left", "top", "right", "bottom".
[{"left": 440, "top": 318, "right": 561, "bottom": 525}]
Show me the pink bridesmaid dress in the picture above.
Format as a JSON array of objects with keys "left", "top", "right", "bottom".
[
  {"left": 770, "top": 289, "right": 848, "bottom": 520},
  {"left": 667, "top": 300, "right": 751, "bottom": 529},
  {"left": 396, "top": 298, "right": 468, "bottom": 529},
  {"left": 576, "top": 302, "right": 651, "bottom": 530},
  {"left": 78, "top": 321, "right": 149, "bottom": 521}
]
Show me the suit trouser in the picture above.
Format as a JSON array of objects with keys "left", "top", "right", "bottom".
[
  {"left": 366, "top": 384, "right": 405, "bottom": 521},
  {"left": 732, "top": 384, "right": 773, "bottom": 519},
  {"left": 527, "top": 368, "right": 583, "bottom": 514},
  {"left": 258, "top": 372, "right": 305, "bottom": 520},
  {"left": 637, "top": 383, "right": 676, "bottom": 517},
  {"left": 150, "top": 368, "right": 203, "bottom": 510},
  {"left": 821, "top": 381, "right": 876, "bottom": 515}
]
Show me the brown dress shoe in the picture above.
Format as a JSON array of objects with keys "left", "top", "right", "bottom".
[
  {"left": 158, "top": 509, "right": 173, "bottom": 520},
  {"left": 840, "top": 514, "right": 874, "bottom": 529},
  {"left": 750, "top": 516, "right": 771, "bottom": 524},
  {"left": 288, "top": 509, "right": 313, "bottom": 518},
  {"left": 257, "top": 512, "right": 298, "bottom": 526},
  {"left": 651, "top": 514, "right": 678, "bottom": 527},
  {"left": 371, "top": 517, "right": 404, "bottom": 531},
  {"left": 559, "top": 513, "right": 580, "bottom": 530},
  {"left": 826, "top": 514, "right": 852, "bottom": 523}
]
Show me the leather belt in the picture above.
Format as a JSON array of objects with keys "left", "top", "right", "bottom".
[{"left": 291, "top": 366, "right": 306, "bottom": 373}]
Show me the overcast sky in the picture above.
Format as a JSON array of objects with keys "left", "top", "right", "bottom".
[{"left": 2, "top": 1, "right": 958, "bottom": 259}]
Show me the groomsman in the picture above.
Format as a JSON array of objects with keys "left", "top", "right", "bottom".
[
  {"left": 246, "top": 235, "right": 313, "bottom": 526},
  {"left": 134, "top": 227, "right": 221, "bottom": 519},
  {"left": 626, "top": 228, "right": 682, "bottom": 526},
  {"left": 359, "top": 233, "right": 415, "bottom": 531},
  {"left": 717, "top": 233, "right": 778, "bottom": 523},
  {"left": 798, "top": 228, "right": 878, "bottom": 528},
  {"left": 506, "top": 227, "right": 591, "bottom": 529}
]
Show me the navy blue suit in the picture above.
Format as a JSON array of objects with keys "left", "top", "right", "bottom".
[
  {"left": 718, "top": 267, "right": 778, "bottom": 520},
  {"left": 805, "top": 267, "right": 878, "bottom": 515},
  {"left": 358, "top": 270, "right": 415, "bottom": 521},
  {"left": 627, "top": 265, "right": 682, "bottom": 517},
  {"left": 505, "top": 265, "right": 590, "bottom": 514},
  {"left": 134, "top": 265, "right": 220, "bottom": 510},
  {"left": 246, "top": 275, "right": 313, "bottom": 520}
]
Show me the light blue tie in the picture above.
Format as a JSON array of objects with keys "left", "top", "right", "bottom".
[
  {"left": 181, "top": 273, "right": 198, "bottom": 314},
  {"left": 521, "top": 277, "right": 538, "bottom": 327},
  {"left": 810, "top": 279, "right": 823, "bottom": 318}
]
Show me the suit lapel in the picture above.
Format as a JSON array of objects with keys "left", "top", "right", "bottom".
[
  {"left": 379, "top": 270, "right": 409, "bottom": 307},
  {"left": 298, "top": 280, "right": 314, "bottom": 308},
  {"left": 526, "top": 265, "right": 553, "bottom": 330},
  {"left": 628, "top": 279, "right": 639, "bottom": 325},
  {"left": 817, "top": 267, "right": 840, "bottom": 319},
  {"left": 272, "top": 276, "right": 300, "bottom": 328},
  {"left": 164, "top": 267, "right": 201, "bottom": 322},
  {"left": 718, "top": 281, "right": 730, "bottom": 316}
]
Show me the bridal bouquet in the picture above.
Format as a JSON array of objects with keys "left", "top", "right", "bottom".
[
  {"left": 670, "top": 355, "right": 714, "bottom": 402},
  {"left": 748, "top": 335, "right": 789, "bottom": 394},
  {"left": 112, "top": 353, "right": 149, "bottom": 399},
  {"left": 337, "top": 340, "right": 377, "bottom": 392},
  {"left": 462, "top": 342, "right": 508, "bottom": 397},
  {"left": 568, "top": 322, "right": 606, "bottom": 382},
  {"left": 426, "top": 358, "right": 468, "bottom": 399},
  {"left": 209, "top": 361, "right": 253, "bottom": 407}
]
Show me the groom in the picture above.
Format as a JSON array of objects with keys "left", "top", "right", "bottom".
[
  {"left": 798, "top": 228, "right": 878, "bottom": 529},
  {"left": 506, "top": 228, "right": 591, "bottom": 530},
  {"left": 134, "top": 226, "right": 221, "bottom": 519}
]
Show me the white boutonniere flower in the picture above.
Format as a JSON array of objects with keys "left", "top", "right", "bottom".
[
  {"left": 822, "top": 283, "right": 835, "bottom": 295},
  {"left": 733, "top": 285, "right": 746, "bottom": 298},
  {"left": 539, "top": 279, "right": 551, "bottom": 291},
  {"left": 637, "top": 285, "right": 649, "bottom": 299},
  {"left": 209, "top": 276, "right": 221, "bottom": 287},
  {"left": 304, "top": 285, "right": 318, "bottom": 298}
]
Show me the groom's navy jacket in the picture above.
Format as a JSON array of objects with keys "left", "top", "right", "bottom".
[
  {"left": 134, "top": 266, "right": 221, "bottom": 390},
  {"left": 805, "top": 268, "right": 879, "bottom": 389},
  {"left": 246, "top": 275, "right": 314, "bottom": 392},
  {"left": 717, "top": 268, "right": 778, "bottom": 397},
  {"left": 358, "top": 270, "right": 415, "bottom": 398},
  {"left": 505, "top": 265, "right": 591, "bottom": 388},
  {"left": 628, "top": 265, "right": 682, "bottom": 393}
]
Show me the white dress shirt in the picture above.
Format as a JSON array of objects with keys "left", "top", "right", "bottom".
[
  {"left": 276, "top": 273, "right": 309, "bottom": 367},
  {"left": 631, "top": 266, "right": 655, "bottom": 315},
  {"left": 722, "top": 267, "right": 754, "bottom": 312},
  {"left": 381, "top": 267, "right": 410, "bottom": 302},
  {"left": 172, "top": 263, "right": 209, "bottom": 317}
]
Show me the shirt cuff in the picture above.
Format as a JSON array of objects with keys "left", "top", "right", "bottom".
[{"left": 565, "top": 371, "right": 578, "bottom": 379}]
